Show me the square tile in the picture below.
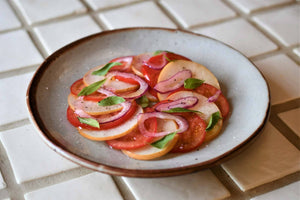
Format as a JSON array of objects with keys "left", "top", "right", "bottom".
[
  {"left": 228, "top": 0, "right": 293, "bottom": 14},
  {"left": 293, "top": 47, "right": 300, "bottom": 57},
  {"left": 278, "top": 108, "right": 300, "bottom": 137},
  {"left": 0, "top": 72, "right": 33, "bottom": 126},
  {"left": 251, "top": 181, "right": 300, "bottom": 200},
  {"left": 160, "top": 0, "right": 236, "bottom": 28},
  {"left": 254, "top": 54, "right": 300, "bottom": 104},
  {"left": 33, "top": 15, "right": 101, "bottom": 55},
  {"left": 194, "top": 18, "right": 277, "bottom": 57},
  {"left": 252, "top": 5, "right": 300, "bottom": 46},
  {"left": 122, "top": 170, "right": 230, "bottom": 200},
  {"left": 84, "top": 0, "right": 139, "bottom": 10},
  {"left": 0, "top": 0, "right": 21, "bottom": 31},
  {"left": 24, "top": 172, "right": 123, "bottom": 200},
  {"left": 13, "top": 0, "right": 87, "bottom": 25},
  {"left": 0, "top": 124, "right": 78, "bottom": 184},
  {"left": 0, "top": 171, "right": 6, "bottom": 190},
  {"left": 222, "top": 122, "right": 300, "bottom": 191},
  {"left": 0, "top": 30, "right": 43, "bottom": 73},
  {"left": 98, "top": 1, "right": 177, "bottom": 29}
]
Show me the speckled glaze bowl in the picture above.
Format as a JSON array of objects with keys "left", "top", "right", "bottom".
[{"left": 27, "top": 27, "right": 270, "bottom": 177}]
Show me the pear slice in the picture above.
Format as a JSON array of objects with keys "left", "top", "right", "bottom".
[
  {"left": 131, "top": 53, "right": 152, "bottom": 77},
  {"left": 157, "top": 60, "right": 220, "bottom": 100}
]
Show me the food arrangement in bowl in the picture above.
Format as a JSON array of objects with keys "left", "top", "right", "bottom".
[{"left": 67, "top": 50, "right": 230, "bottom": 160}]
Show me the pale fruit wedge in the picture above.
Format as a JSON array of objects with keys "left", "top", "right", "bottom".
[
  {"left": 157, "top": 60, "right": 220, "bottom": 100},
  {"left": 68, "top": 94, "right": 122, "bottom": 115},
  {"left": 83, "top": 65, "right": 138, "bottom": 93},
  {"left": 77, "top": 106, "right": 143, "bottom": 141},
  {"left": 131, "top": 53, "right": 152, "bottom": 77},
  {"left": 167, "top": 91, "right": 223, "bottom": 142}
]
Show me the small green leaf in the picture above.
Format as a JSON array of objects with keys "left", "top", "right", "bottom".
[
  {"left": 163, "top": 107, "right": 202, "bottom": 113},
  {"left": 151, "top": 132, "right": 177, "bottom": 149},
  {"left": 77, "top": 117, "right": 100, "bottom": 128},
  {"left": 78, "top": 79, "right": 106, "bottom": 96},
  {"left": 184, "top": 78, "right": 204, "bottom": 89},
  {"left": 92, "top": 62, "right": 122, "bottom": 76},
  {"left": 153, "top": 50, "right": 173, "bottom": 56},
  {"left": 206, "top": 111, "right": 222, "bottom": 131},
  {"left": 136, "top": 95, "right": 149, "bottom": 108},
  {"left": 98, "top": 96, "right": 125, "bottom": 106}
]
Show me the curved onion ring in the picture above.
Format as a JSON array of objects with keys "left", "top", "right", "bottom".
[
  {"left": 138, "top": 112, "right": 189, "bottom": 137},
  {"left": 155, "top": 96, "right": 198, "bottom": 112},
  {"left": 105, "top": 71, "right": 148, "bottom": 100},
  {"left": 154, "top": 70, "right": 192, "bottom": 94},
  {"left": 207, "top": 90, "right": 222, "bottom": 103},
  {"left": 97, "top": 88, "right": 116, "bottom": 97}
]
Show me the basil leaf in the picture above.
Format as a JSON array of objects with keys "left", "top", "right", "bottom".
[
  {"left": 98, "top": 96, "right": 125, "bottom": 106},
  {"left": 163, "top": 107, "right": 201, "bottom": 113},
  {"left": 184, "top": 78, "right": 204, "bottom": 89},
  {"left": 78, "top": 79, "right": 106, "bottom": 96},
  {"left": 92, "top": 62, "right": 122, "bottom": 76},
  {"left": 206, "top": 112, "right": 222, "bottom": 131},
  {"left": 136, "top": 95, "right": 149, "bottom": 108},
  {"left": 151, "top": 132, "right": 177, "bottom": 149},
  {"left": 77, "top": 117, "right": 99, "bottom": 128},
  {"left": 153, "top": 50, "right": 173, "bottom": 56}
]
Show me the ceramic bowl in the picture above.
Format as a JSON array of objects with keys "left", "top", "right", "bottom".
[{"left": 27, "top": 27, "right": 270, "bottom": 177}]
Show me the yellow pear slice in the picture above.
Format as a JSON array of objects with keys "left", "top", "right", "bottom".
[
  {"left": 77, "top": 106, "right": 143, "bottom": 141},
  {"left": 157, "top": 60, "right": 220, "bottom": 100}
]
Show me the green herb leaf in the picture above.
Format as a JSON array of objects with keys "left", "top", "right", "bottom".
[
  {"left": 77, "top": 79, "right": 106, "bottom": 96},
  {"left": 151, "top": 132, "right": 177, "bottom": 149},
  {"left": 136, "top": 95, "right": 149, "bottom": 108},
  {"left": 153, "top": 50, "right": 173, "bottom": 56},
  {"left": 98, "top": 96, "right": 125, "bottom": 106},
  {"left": 206, "top": 111, "right": 222, "bottom": 131},
  {"left": 92, "top": 62, "right": 122, "bottom": 76},
  {"left": 184, "top": 78, "right": 205, "bottom": 89},
  {"left": 77, "top": 117, "right": 100, "bottom": 128},
  {"left": 163, "top": 107, "right": 202, "bottom": 113}
]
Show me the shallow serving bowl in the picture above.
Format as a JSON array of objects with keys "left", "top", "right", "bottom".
[{"left": 27, "top": 27, "right": 270, "bottom": 177}]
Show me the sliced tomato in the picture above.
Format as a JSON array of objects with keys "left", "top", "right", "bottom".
[
  {"left": 70, "top": 79, "right": 106, "bottom": 102},
  {"left": 67, "top": 101, "right": 138, "bottom": 130},
  {"left": 110, "top": 56, "right": 133, "bottom": 72},
  {"left": 165, "top": 52, "right": 191, "bottom": 61},
  {"left": 141, "top": 65, "right": 161, "bottom": 88},
  {"left": 145, "top": 54, "right": 168, "bottom": 69},
  {"left": 106, "top": 107, "right": 157, "bottom": 150},
  {"left": 170, "top": 113, "right": 207, "bottom": 153},
  {"left": 114, "top": 75, "right": 139, "bottom": 85}
]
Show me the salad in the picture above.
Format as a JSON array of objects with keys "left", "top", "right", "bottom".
[{"left": 67, "top": 51, "right": 230, "bottom": 160}]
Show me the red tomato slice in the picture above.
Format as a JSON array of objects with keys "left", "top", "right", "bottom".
[
  {"left": 70, "top": 79, "right": 107, "bottom": 102},
  {"left": 141, "top": 65, "right": 161, "bottom": 88},
  {"left": 110, "top": 56, "right": 133, "bottom": 72},
  {"left": 165, "top": 52, "right": 191, "bottom": 61},
  {"left": 106, "top": 117, "right": 157, "bottom": 150},
  {"left": 66, "top": 101, "right": 138, "bottom": 130},
  {"left": 170, "top": 113, "right": 207, "bottom": 153},
  {"left": 114, "top": 75, "right": 139, "bottom": 85},
  {"left": 145, "top": 54, "right": 168, "bottom": 69}
]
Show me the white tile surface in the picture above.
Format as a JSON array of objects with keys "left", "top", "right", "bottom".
[
  {"left": 161, "top": 0, "right": 236, "bottom": 28},
  {"left": 0, "top": 124, "right": 78, "bottom": 184},
  {"left": 254, "top": 54, "right": 300, "bottom": 104},
  {"left": 293, "top": 47, "right": 300, "bottom": 57},
  {"left": 252, "top": 5, "right": 300, "bottom": 46},
  {"left": 122, "top": 170, "right": 230, "bottom": 200},
  {"left": 194, "top": 18, "right": 277, "bottom": 57},
  {"left": 222, "top": 122, "right": 300, "bottom": 191},
  {"left": 13, "top": 0, "right": 87, "bottom": 24},
  {"left": 228, "top": 0, "right": 293, "bottom": 14},
  {"left": 33, "top": 15, "right": 101, "bottom": 55},
  {"left": 0, "top": 171, "right": 6, "bottom": 190},
  {"left": 0, "top": 30, "right": 43, "bottom": 73},
  {"left": 278, "top": 108, "right": 300, "bottom": 137},
  {"left": 0, "top": 0, "right": 21, "bottom": 31},
  {"left": 84, "top": 0, "right": 139, "bottom": 10},
  {"left": 24, "top": 172, "right": 123, "bottom": 200},
  {"left": 251, "top": 181, "right": 300, "bottom": 200},
  {"left": 0, "top": 72, "right": 33, "bottom": 126},
  {"left": 98, "top": 1, "right": 177, "bottom": 29}
]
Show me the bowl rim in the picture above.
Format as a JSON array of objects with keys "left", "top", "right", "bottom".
[{"left": 26, "top": 27, "right": 270, "bottom": 177}]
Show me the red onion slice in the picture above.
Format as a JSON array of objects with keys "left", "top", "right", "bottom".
[
  {"left": 75, "top": 101, "right": 132, "bottom": 124},
  {"left": 155, "top": 96, "right": 198, "bottom": 112},
  {"left": 105, "top": 71, "right": 148, "bottom": 100},
  {"left": 97, "top": 88, "right": 116, "bottom": 97},
  {"left": 138, "top": 112, "right": 189, "bottom": 137},
  {"left": 154, "top": 70, "right": 192, "bottom": 94},
  {"left": 110, "top": 56, "right": 133, "bottom": 72},
  {"left": 207, "top": 90, "right": 222, "bottom": 103},
  {"left": 143, "top": 52, "right": 168, "bottom": 70}
]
